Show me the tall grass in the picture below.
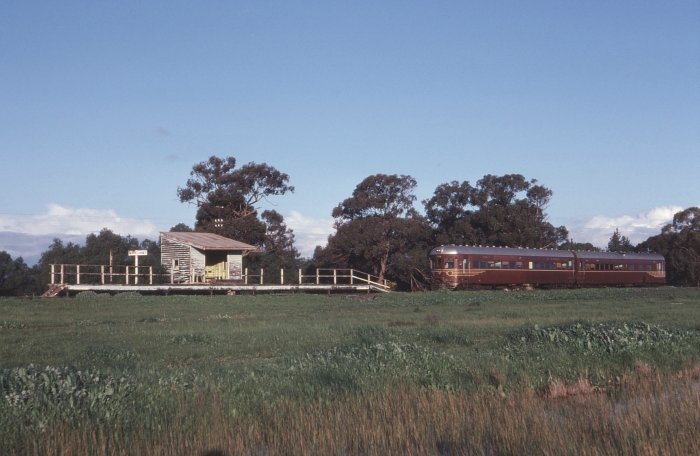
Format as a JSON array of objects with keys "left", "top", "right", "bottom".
[
  {"left": 8, "top": 366, "right": 700, "bottom": 455},
  {"left": 1, "top": 287, "right": 700, "bottom": 454}
]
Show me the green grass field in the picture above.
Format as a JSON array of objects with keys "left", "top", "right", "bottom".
[{"left": 2, "top": 287, "right": 700, "bottom": 455}]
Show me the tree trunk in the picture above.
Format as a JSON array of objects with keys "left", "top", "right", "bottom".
[{"left": 378, "top": 242, "right": 390, "bottom": 282}]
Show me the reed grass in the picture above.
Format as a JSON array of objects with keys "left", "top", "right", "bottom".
[{"left": 9, "top": 366, "right": 700, "bottom": 455}]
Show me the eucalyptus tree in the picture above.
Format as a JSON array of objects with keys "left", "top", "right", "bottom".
[
  {"left": 640, "top": 207, "right": 700, "bottom": 286},
  {"left": 177, "top": 155, "right": 295, "bottom": 248},
  {"left": 318, "top": 174, "right": 431, "bottom": 288},
  {"left": 424, "top": 173, "right": 568, "bottom": 248}
]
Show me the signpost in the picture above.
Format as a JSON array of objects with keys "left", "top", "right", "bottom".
[{"left": 128, "top": 250, "right": 148, "bottom": 284}]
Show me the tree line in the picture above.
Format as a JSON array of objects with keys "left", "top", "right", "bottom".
[{"left": 1, "top": 155, "right": 698, "bottom": 295}]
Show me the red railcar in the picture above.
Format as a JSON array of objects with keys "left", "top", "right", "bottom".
[{"left": 429, "top": 245, "right": 665, "bottom": 289}]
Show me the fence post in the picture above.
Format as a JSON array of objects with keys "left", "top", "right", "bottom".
[
  {"left": 350, "top": 269, "right": 354, "bottom": 284},
  {"left": 60, "top": 264, "right": 64, "bottom": 284},
  {"left": 149, "top": 266, "right": 153, "bottom": 285},
  {"left": 245, "top": 268, "right": 248, "bottom": 285},
  {"left": 299, "top": 268, "right": 302, "bottom": 285},
  {"left": 50, "top": 264, "right": 55, "bottom": 285},
  {"left": 101, "top": 265, "right": 105, "bottom": 284},
  {"left": 280, "top": 268, "right": 284, "bottom": 284},
  {"left": 316, "top": 269, "right": 320, "bottom": 285},
  {"left": 333, "top": 269, "right": 337, "bottom": 285},
  {"left": 76, "top": 265, "right": 81, "bottom": 285},
  {"left": 125, "top": 266, "right": 129, "bottom": 285},
  {"left": 260, "top": 268, "right": 264, "bottom": 285}
]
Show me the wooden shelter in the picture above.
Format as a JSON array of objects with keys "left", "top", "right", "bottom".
[{"left": 160, "top": 232, "right": 257, "bottom": 283}]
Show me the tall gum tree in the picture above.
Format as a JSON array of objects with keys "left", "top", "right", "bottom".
[
  {"left": 177, "top": 156, "right": 294, "bottom": 247},
  {"left": 321, "top": 174, "right": 431, "bottom": 287},
  {"left": 424, "top": 173, "right": 568, "bottom": 248}
]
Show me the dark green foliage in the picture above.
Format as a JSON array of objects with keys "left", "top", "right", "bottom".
[
  {"left": 0, "top": 251, "right": 40, "bottom": 296},
  {"left": 608, "top": 228, "right": 635, "bottom": 252},
  {"left": 0, "top": 365, "right": 136, "bottom": 428},
  {"left": 509, "top": 321, "right": 700, "bottom": 354},
  {"left": 34, "top": 229, "right": 161, "bottom": 290},
  {"left": 169, "top": 223, "right": 193, "bottom": 232},
  {"left": 423, "top": 173, "right": 568, "bottom": 248},
  {"left": 639, "top": 207, "right": 700, "bottom": 286},
  {"left": 317, "top": 174, "right": 432, "bottom": 289},
  {"left": 177, "top": 155, "right": 295, "bottom": 249}
]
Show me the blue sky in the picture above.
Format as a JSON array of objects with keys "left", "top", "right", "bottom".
[{"left": 1, "top": 1, "right": 698, "bottom": 261}]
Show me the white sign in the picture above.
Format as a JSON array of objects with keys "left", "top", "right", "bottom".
[{"left": 128, "top": 250, "right": 148, "bottom": 256}]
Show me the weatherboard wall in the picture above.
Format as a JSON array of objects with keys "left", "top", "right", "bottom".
[{"left": 160, "top": 234, "right": 246, "bottom": 283}]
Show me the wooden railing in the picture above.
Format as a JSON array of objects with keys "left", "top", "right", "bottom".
[
  {"left": 298, "top": 268, "right": 393, "bottom": 292},
  {"left": 49, "top": 264, "right": 161, "bottom": 286},
  {"left": 49, "top": 265, "right": 394, "bottom": 292}
]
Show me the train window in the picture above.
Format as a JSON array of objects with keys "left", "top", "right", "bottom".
[
  {"left": 462, "top": 259, "right": 468, "bottom": 270},
  {"left": 528, "top": 262, "right": 533, "bottom": 269},
  {"left": 501, "top": 261, "right": 510, "bottom": 269},
  {"left": 613, "top": 264, "right": 624, "bottom": 270},
  {"left": 494, "top": 262, "right": 502, "bottom": 269},
  {"left": 515, "top": 261, "right": 523, "bottom": 269},
  {"left": 445, "top": 261, "right": 454, "bottom": 269}
]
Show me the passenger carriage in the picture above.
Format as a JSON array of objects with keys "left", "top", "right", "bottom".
[{"left": 429, "top": 245, "right": 665, "bottom": 289}]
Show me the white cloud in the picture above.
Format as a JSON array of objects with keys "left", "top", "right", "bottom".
[
  {"left": 0, "top": 204, "right": 160, "bottom": 238},
  {"left": 284, "top": 210, "right": 335, "bottom": 258},
  {"left": 570, "top": 205, "right": 684, "bottom": 248}
]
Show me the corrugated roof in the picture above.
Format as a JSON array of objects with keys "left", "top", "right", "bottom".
[{"left": 160, "top": 232, "right": 258, "bottom": 251}]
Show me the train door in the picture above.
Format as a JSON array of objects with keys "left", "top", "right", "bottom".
[{"left": 572, "top": 252, "right": 583, "bottom": 286}]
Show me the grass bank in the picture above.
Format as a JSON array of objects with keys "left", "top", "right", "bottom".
[{"left": 1, "top": 287, "right": 699, "bottom": 454}]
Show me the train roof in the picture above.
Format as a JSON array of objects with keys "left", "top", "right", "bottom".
[
  {"left": 430, "top": 245, "right": 573, "bottom": 259},
  {"left": 574, "top": 251, "right": 664, "bottom": 261},
  {"left": 430, "top": 245, "right": 664, "bottom": 262}
]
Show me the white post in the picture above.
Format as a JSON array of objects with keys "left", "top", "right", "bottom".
[
  {"left": 101, "top": 265, "right": 105, "bottom": 284},
  {"left": 51, "top": 264, "right": 55, "bottom": 285},
  {"left": 280, "top": 268, "right": 284, "bottom": 284},
  {"left": 149, "top": 266, "right": 153, "bottom": 285},
  {"left": 60, "top": 264, "right": 64, "bottom": 284},
  {"left": 245, "top": 268, "right": 248, "bottom": 285},
  {"left": 333, "top": 269, "right": 337, "bottom": 285},
  {"left": 350, "top": 269, "right": 354, "bottom": 284},
  {"left": 76, "top": 265, "right": 80, "bottom": 285},
  {"left": 134, "top": 256, "right": 139, "bottom": 285},
  {"left": 260, "top": 268, "right": 264, "bottom": 285},
  {"left": 316, "top": 269, "right": 320, "bottom": 285},
  {"left": 298, "top": 268, "right": 302, "bottom": 284}
]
